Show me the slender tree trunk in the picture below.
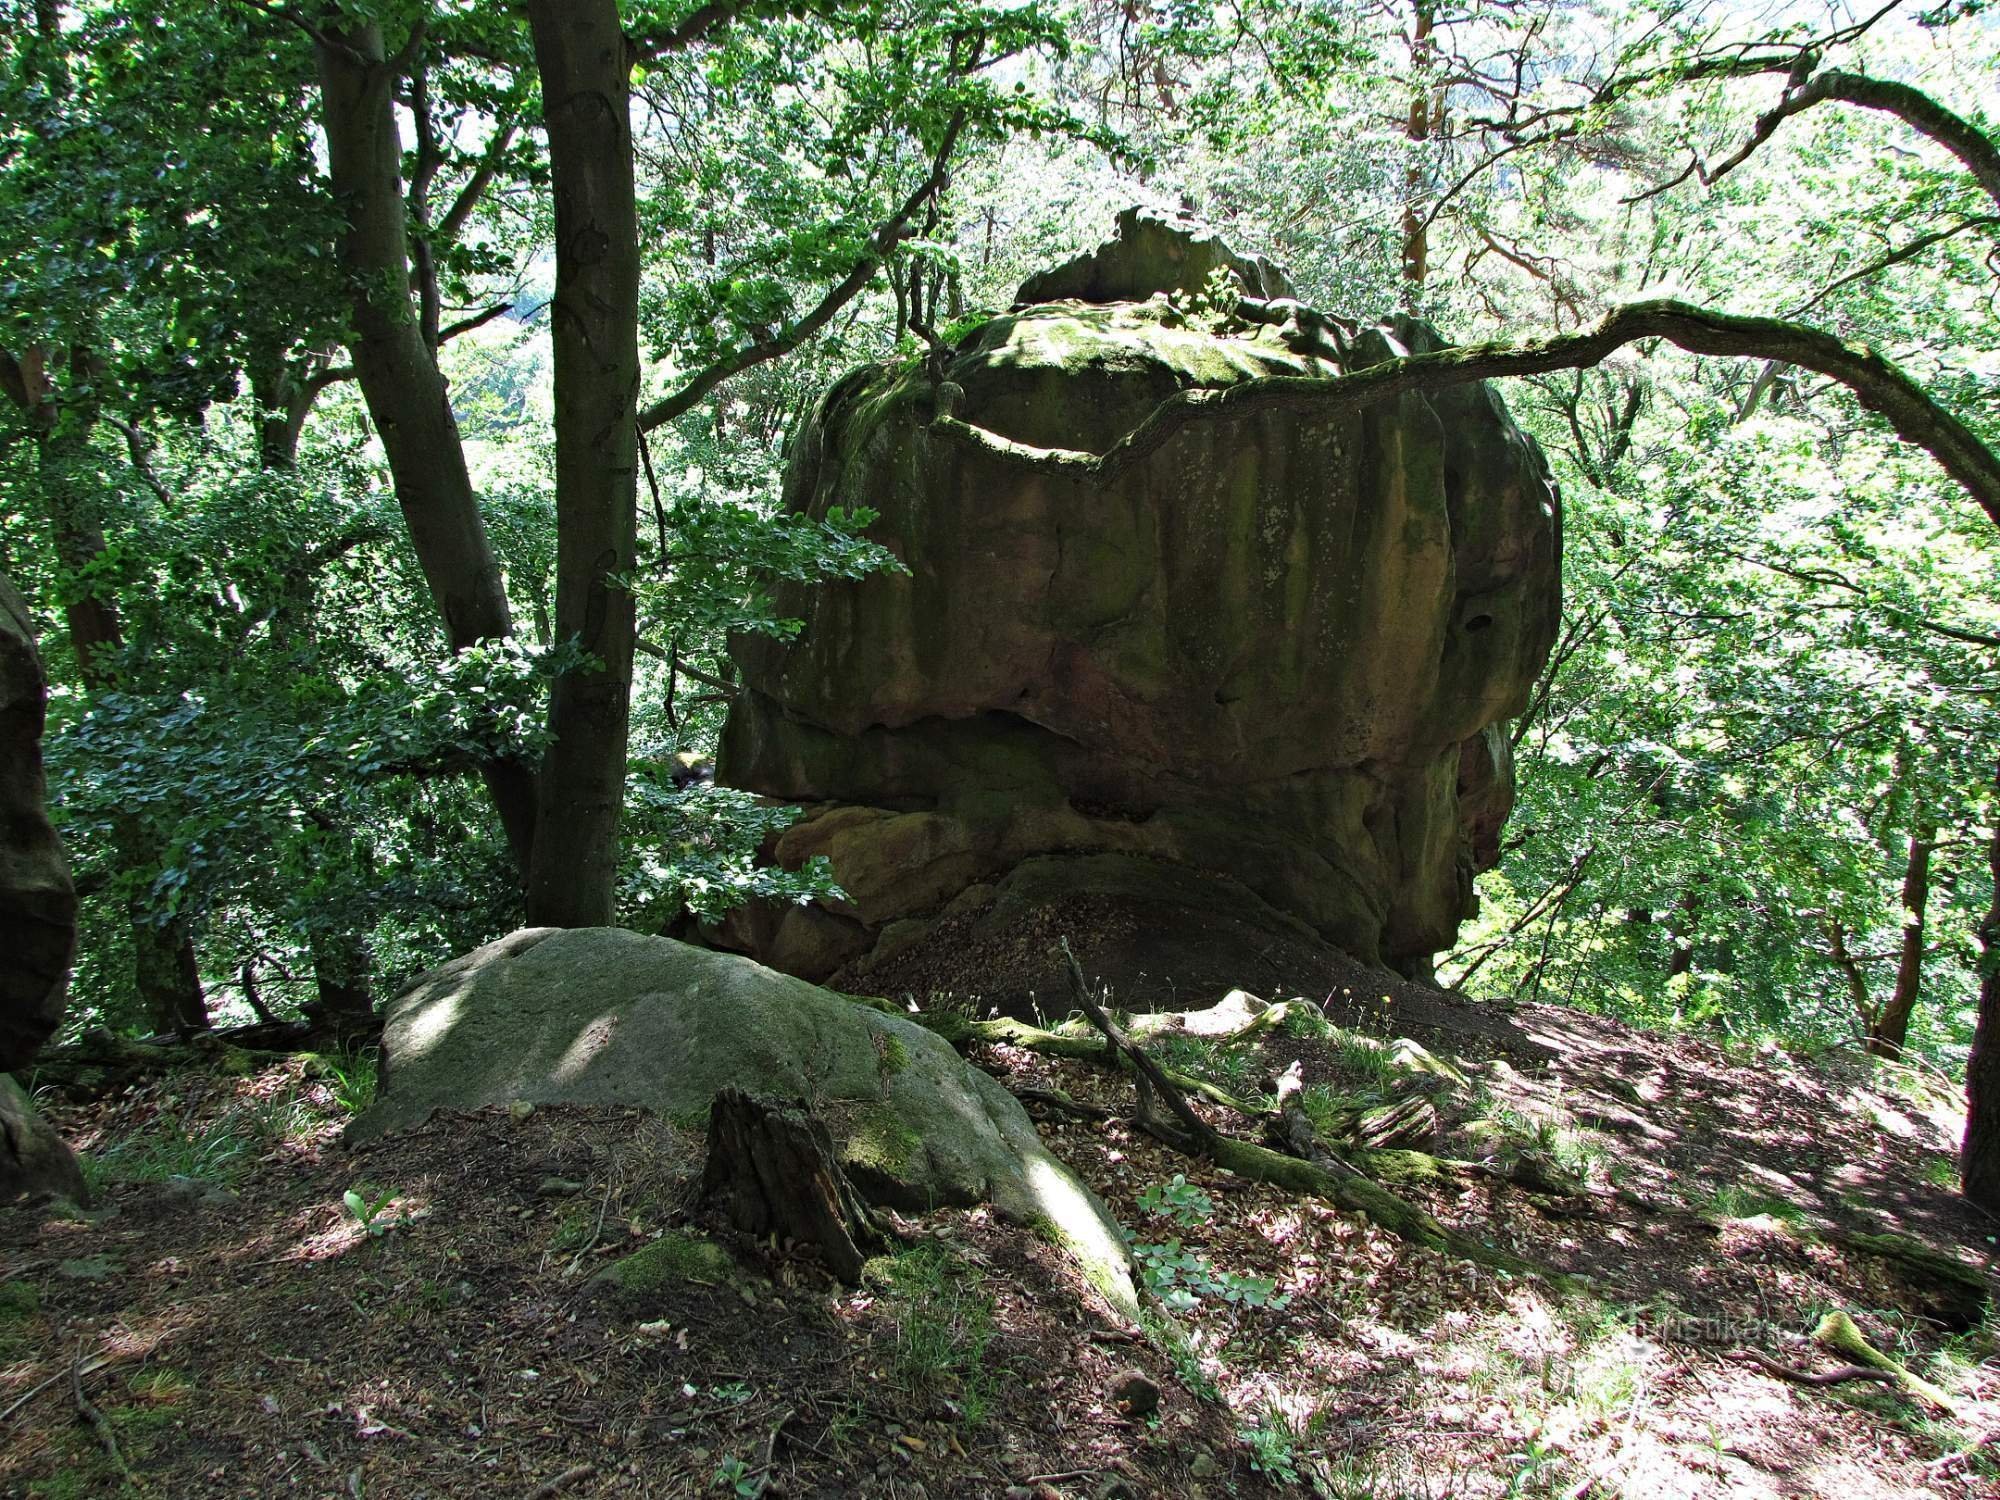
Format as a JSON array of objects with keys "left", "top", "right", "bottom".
[
  {"left": 1960, "top": 761, "right": 2000, "bottom": 1211},
  {"left": 251, "top": 365, "right": 379, "bottom": 1031},
  {"left": 1867, "top": 826, "right": 1933, "bottom": 1059},
  {"left": 521, "top": 0, "right": 641, "bottom": 927},
  {"left": 1665, "top": 887, "right": 1700, "bottom": 980},
  {"left": 1826, "top": 918, "right": 1875, "bottom": 1033},
  {"left": 313, "top": 18, "right": 540, "bottom": 872},
  {"left": 1399, "top": 0, "right": 1437, "bottom": 302},
  {"left": 14, "top": 352, "right": 208, "bottom": 1033}
]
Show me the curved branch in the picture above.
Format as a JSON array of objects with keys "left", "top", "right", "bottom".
[
  {"left": 1638, "top": 67, "right": 2000, "bottom": 209},
  {"left": 637, "top": 107, "right": 968, "bottom": 434},
  {"left": 930, "top": 300, "right": 2000, "bottom": 532}
]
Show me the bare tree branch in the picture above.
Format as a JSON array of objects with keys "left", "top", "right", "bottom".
[
  {"left": 637, "top": 108, "right": 968, "bottom": 434},
  {"left": 1786, "top": 217, "right": 2000, "bottom": 318}
]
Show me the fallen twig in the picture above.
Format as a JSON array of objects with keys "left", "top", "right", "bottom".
[
  {"left": 1727, "top": 1347, "right": 1896, "bottom": 1388},
  {"left": 70, "top": 1343, "right": 133, "bottom": 1486},
  {"left": 0, "top": 1366, "right": 79, "bottom": 1426},
  {"left": 1063, "top": 939, "right": 1216, "bottom": 1151}
]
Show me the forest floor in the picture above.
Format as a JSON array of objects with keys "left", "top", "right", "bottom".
[{"left": 2, "top": 973, "right": 1997, "bottom": 1499}]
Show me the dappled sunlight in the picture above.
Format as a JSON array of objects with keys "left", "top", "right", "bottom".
[{"left": 551, "top": 1012, "right": 620, "bottom": 1085}]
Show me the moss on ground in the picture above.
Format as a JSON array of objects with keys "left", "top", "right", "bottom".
[{"left": 598, "top": 1230, "right": 735, "bottom": 1295}]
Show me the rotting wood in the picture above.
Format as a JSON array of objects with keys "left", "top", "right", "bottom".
[{"left": 700, "top": 1088, "right": 887, "bottom": 1285}]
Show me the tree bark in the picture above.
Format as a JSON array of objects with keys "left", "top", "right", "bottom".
[
  {"left": 700, "top": 1088, "right": 886, "bottom": 1284},
  {"left": 1961, "top": 761, "right": 2000, "bottom": 1212},
  {"left": 1868, "top": 826, "right": 1933, "bottom": 1059},
  {"left": 521, "top": 0, "right": 642, "bottom": 928},
  {"left": 312, "top": 17, "right": 540, "bottom": 872},
  {"left": 1399, "top": 0, "right": 1437, "bottom": 301}
]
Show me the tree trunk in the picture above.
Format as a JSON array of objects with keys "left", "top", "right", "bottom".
[
  {"left": 521, "top": 0, "right": 641, "bottom": 928},
  {"left": 1399, "top": 0, "right": 1437, "bottom": 301},
  {"left": 312, "top": 18, "right": 540, "bottom": 872},
  {"left": 1867, "top": 826, "right": 1933, "bottom": 1059},
  {"left": 251, "top": 359, "right": 379, "bottom": 1034},
  {"left": 14, "top": 355, "right": 207, "bottom": 1034},
  {"left": 700, "top": 1088, "right": 886, "bottom": 1284},
  {"left": 301, "top": 929, "right": 375, "bottom": 1040},
  {"left": 1960, "top": 761, "right": 2000, "bottom": 1212}
]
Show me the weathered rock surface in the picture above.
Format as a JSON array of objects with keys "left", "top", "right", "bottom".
[
  {"left": 354, "top": 928, "right": 1136, "bottom": 1312},
  {"left": 716, "top": 212, "right": 1559, "bottom": 999},
  {"left": 1, "top": 573, "right": 77, "bottom": 1071},
  {"left": 1, "top": 1076, "right": 87, "bottom": 1204},
  {"left": 1, "top": 570, "right": 85, "bottom": 1204}
]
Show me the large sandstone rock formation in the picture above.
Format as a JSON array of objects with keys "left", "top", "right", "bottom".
[
  {"left": 718, "top": 211, "right": 1559, "bottom": 1003},
  {"left": 1, "top": 572, "right": 86, "bottom": 1202},
  {"left": 354, "top": 928, "right": 1136, "bottom": 1312}
]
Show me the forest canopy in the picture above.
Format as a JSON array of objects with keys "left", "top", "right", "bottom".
[{"left": 1, "top": 0, "right": 1996, "bottom": 1187}]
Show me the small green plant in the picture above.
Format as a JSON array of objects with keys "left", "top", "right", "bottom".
[
  {"left": 316, "top": 1049, "right": 379, "bottom": 1115},
  {"left": 343, "top": 1185, "right": 401, "bottom": 1237},
  {"left": 1504, "top": 1435, "right": 1561, "bottom": 1497},
  {"left": 871, "top": 1242, "right": 1000, "bottom": 1422},
  {"left": 1139, "top": 1308, "right": 1218, "bottom": 1402},
  {"left": 1152, "top": 1033, "right": 1260, "bottom": 1097},
  {"left": 1705, "top": 1182, "right": 1805, "bottom": 1224},
  {"left": 1137, "top": 1173, "right": 1215, "bottom": 1227},
  {"left": 1129, "top": 1238, "right": 1289, "bottom": 1313},
  {"left": 1922, "top": 1155, "right": 1959, "bottom": 1190},
  {"left": 1282, "top": 1004, "right": 1333, "bottom": 1040},
  {"left": 1239, "top": 1407, "right": 1303, "bottom": 1484},
  {"left": 711, "top": 1455, "right": 760, "bottom": 1496},
  {"left": 89, "top": 1118, "right": 254, "bottom": 1188}
]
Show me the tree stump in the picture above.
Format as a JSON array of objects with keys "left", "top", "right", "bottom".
[{"left": 699, "top": 1088, "right": 887, "bottom": 1284}]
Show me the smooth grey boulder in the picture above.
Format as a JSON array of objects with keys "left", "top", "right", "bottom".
[{"left": 355, "top": 928, "right": 1136, "bottom": 1314}]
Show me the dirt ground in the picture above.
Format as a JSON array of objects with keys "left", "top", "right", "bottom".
[{"left": 3, "top": 978, "right": 1996, "bottom": 1498}]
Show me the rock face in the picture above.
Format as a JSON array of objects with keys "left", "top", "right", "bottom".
[
  {"left": 1, "top": 571, "right": 85, "bottom": 1203},
  {"left": 718, "top": 212, "right": 1559, "bottom": 1001},
  {"left": 355, "top": 928, "right": 1136, "bottom": 1312}
]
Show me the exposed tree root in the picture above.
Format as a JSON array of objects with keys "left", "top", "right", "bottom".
[
  {"left": 1812, "top": 1309, "right": 1965, "bottom": 1417},
  {"left": 1043, "top": 942, "right": 1553, "bottom": 1279},
  {"left": 1726, "top": 1347, "right": 1896, "bottom": 1388},
  {"left": 942, "top": 1013, "right": 1269, "bottom": 1118}
]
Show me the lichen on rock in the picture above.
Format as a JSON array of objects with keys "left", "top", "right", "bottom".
[{"left": 713, "top": 211, "right": 1560, "bottom": 1000}]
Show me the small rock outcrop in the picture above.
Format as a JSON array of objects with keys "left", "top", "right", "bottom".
[
  {"left": 715, "top": 211, "right": 1560, "bottom": 1002},
  {"left": 354, "top": 928, "right": 1136, "bottom": 1312},
  {"left": 1, "top": 571, "right": 85, "bottom": 1203}
]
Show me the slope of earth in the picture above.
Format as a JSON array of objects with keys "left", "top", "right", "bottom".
[{"left": 2, "top": 975, "right": 1996, "bottom": 1499}]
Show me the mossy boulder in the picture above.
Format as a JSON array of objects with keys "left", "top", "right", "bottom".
[
  {"left": 716, "top": 213, "right": 1558, "bottom": 995},
  {"left": 355, "top": 928, "right": 1137, "bottom": 1316}
]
